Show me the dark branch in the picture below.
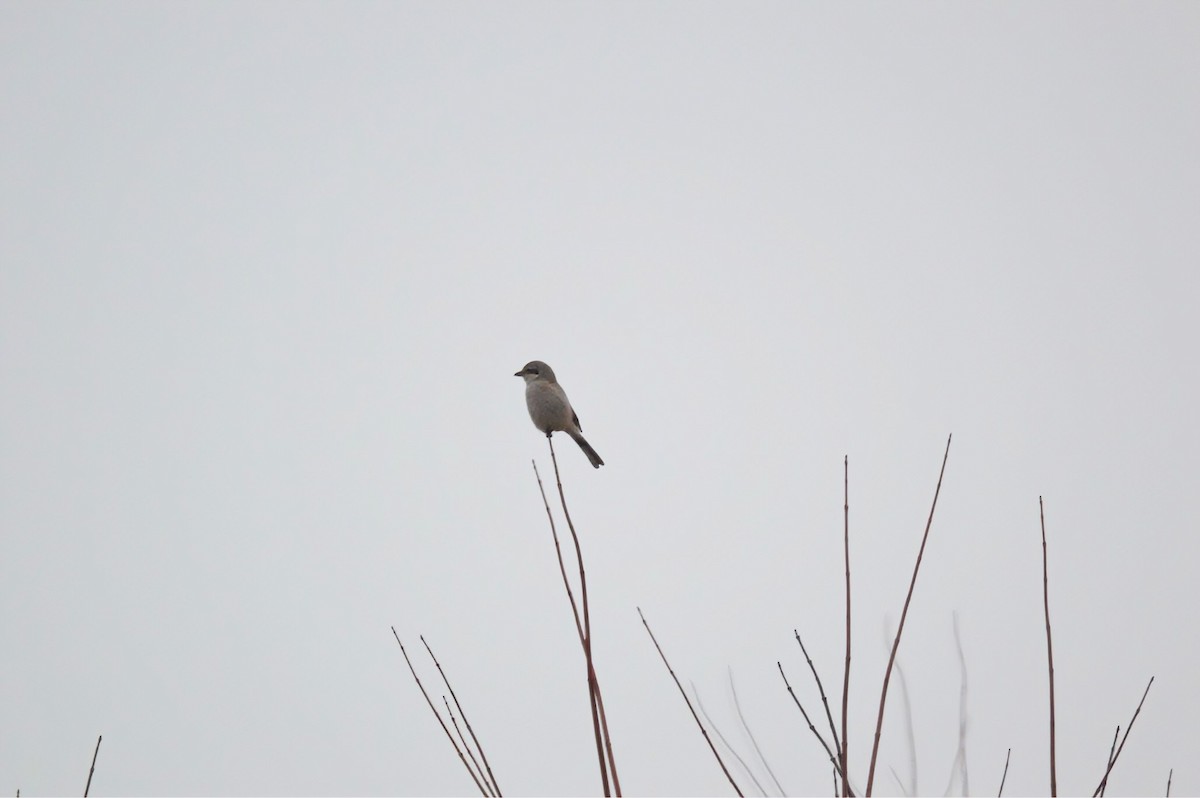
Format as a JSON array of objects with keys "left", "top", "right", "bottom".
[
  {"left": 865, "top": 435, "right": 953, "bottom": 796},
  {"left": 639, "top": 607, "right": 743, "bottom": 797}
]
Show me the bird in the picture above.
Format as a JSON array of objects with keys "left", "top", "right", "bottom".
[{"left": 514, "top": 360, "right": 604, "bottom": 468}]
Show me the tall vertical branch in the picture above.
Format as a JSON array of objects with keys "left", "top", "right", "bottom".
[
  {"left": 535, "top": 439, "right": 621, "bottom": 795},
  {"left": 841, "top": 455, "right": 851, "bottom": 797},
  {"left": 1041, "top": 496, "right": 1057, "bottom": 797},
  {"left": 865, "top": 434, "right": 952, "bottom": 796}
]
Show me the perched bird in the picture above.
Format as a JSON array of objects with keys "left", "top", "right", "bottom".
[{"left": 514, "top": 360, "right": 604, "bottom": 468}]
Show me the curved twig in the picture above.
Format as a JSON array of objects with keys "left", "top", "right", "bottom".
[{"left": 997, "top": 748, "right": 1011, "bottom": 797}]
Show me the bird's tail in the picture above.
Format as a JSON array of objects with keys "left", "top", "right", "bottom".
[{"left": 568, "top": 430, "right": 605, "bottom": 468}]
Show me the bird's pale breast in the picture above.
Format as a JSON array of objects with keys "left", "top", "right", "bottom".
[{"left": 526, "top": 381, "right": 573, "bottom": 433}]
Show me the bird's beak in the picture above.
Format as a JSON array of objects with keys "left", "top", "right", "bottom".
[{"left": 513, "top": 370, "right": 524, "bottom": 377}]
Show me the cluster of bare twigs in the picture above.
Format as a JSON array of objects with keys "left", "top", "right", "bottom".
[
  {"left": 391, "top": 631, "right": 501, "bottom": 796},
  {"left": 766, "top": 437, "right": 950, "bottom": 798},
  {"left": 396, "top": 433, "right": 1169, "bottom": 796}
]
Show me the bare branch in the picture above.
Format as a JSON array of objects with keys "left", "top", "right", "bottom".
[
  {"left": 443, "top": 696, "right": 494, "bottom": 797},
  {"left": 881, "top": 619, "right": 916, "bottom": 797},
  {"left": 865, "top": 434, "right": 953, "bottom": 796},
  {"left": 1099, "top": 726, "right": 1119, "bottom": 798},
  {"left": 794, "top": 629, "right": 842, "bottom": 761},
  {"left": 639, "top": 607, "right": 743, "bottom": 796},
  {"left": 83, "top": 735, "right": 101, "bottom": 798},
  {"left": 391, "top": 629, "right": 488, "bottom": 796},
  {"left": 729, "top": 668, "right": 786, "bottom": 796},
  {"left": 778, "top": 661, "right": 852, "bottom": 795},
  {"left": 535, "top": 442, "right": 621, "bottom": 796},
  {"left": 693, "top": 682, "right": 768, "bottom": 796},
  {"left": 841, "top": 454, "right": 851, "bottom": 798},
  {"left": 422, "top": 636, "right": 502, "bottom": 796},
  {"left": 1092, "top": 677, "right": 1155, "bottom": 797},
  {"left": 997, "top": 748, "right": 1011, "bottom": 797},
  {"left": 942, "top": 613, "right": 969, "bottom": 797},
  {"left": 532, "top": 460, "right": 585, "bottom": 644},
  {"left": 1041, "top": 496, "right": 1058, "bottom": 797}
]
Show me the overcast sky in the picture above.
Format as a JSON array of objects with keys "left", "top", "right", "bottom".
[{"left": 2, "top": 3, "right": 1198, "bottom": 796}]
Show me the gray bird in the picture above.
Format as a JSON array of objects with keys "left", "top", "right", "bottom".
[{"left": 514, "top": 360, "right": 604, "bottom": 468}]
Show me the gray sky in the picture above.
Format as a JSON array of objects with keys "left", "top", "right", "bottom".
[{"left": 2, "top": 3, "right": 1197, "bottom": 796}]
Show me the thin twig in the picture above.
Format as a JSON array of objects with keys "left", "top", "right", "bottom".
[
  {"left": 865, "top": 434, "right": 952, "bottom": 796},
  {"left": 422, "top": 636, "right": 502, "bottom": 796},
  {"left": 997, "top": 748, "right": 1011, "bottom": 797},
  {"left": 83, "top": 735, "right": 101, "bottom": 798},
  {"left": 1041, "top": 496, "right": 1057, "bottom": 797},
  {"left": 881, "top": 620, "right": 916, "bottom": 797},
  {"left": 693, "top": 682, "right": 768, "bottom": 796},
  {"left": 549, "top": 439, "right": 591, "bottom": 646},
  {"left": 392, "top": 628, "right": 488, "bottom": 796},
  {"left": 443, "top": 696, "right": 494, "bottom": 797},
  {"left": 729, "top": 667, "right": 786, "bottom": 796},
  {"left": 639, "top": 607, "right": 743, "bottom": 796},
  {"left": 532, "top": 461, "right": 586, "bottom": 643},
  {"left": 943, "top": 613, "right": 969, "bottom": 797},
  {"left": 1166, "top": 768, "right": 1173, "bottom": 797},
  {"left": 841, "top": 454, "right": 851, "bottom": 798},
  {"left": 1099, "top": 725, "right": 1119, "bottom": 798},
  {"left": 1092, "top": 677, "right": 1155, "bottom": 797},
  {"left": 778, "top": 662, "right": 852, "bottom": 795},
  {"left": 794, "top": 630, "right": 842, "bottom": 765}
]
